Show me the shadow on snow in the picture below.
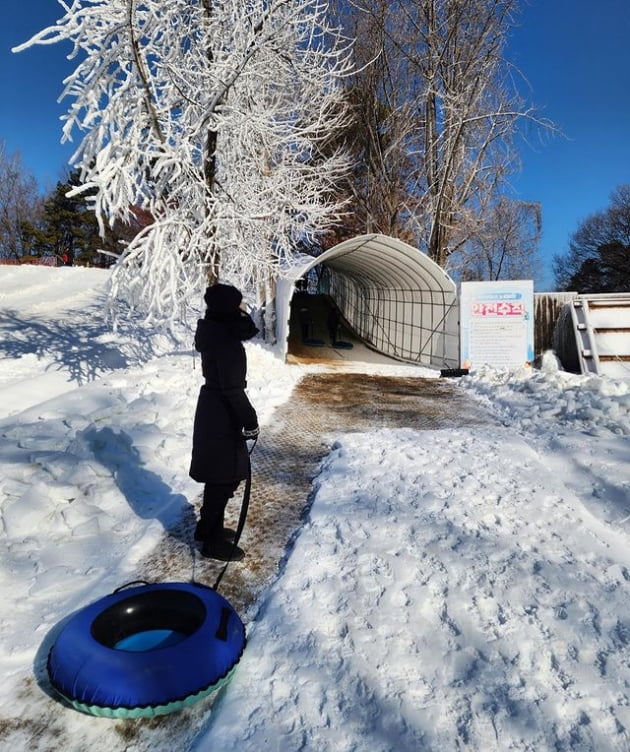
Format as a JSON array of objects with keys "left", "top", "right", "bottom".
[{"left": 0, "top": 304, "right": 159, "bottom": 386}]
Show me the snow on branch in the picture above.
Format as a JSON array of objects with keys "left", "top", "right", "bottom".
[{"left": 15, "top": 0, "right": 353, "bottom": 327}]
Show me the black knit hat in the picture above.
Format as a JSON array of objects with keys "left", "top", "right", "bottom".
[{"left": 203, "top": 284, "right": 243, "bottom": 314}]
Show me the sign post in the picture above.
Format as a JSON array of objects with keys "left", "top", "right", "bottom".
[{"left": 460, "top": 280, "right": 534, "bottom": 370}]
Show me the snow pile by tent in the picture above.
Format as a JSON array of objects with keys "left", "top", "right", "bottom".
[{"left": 462, "top": 355, "right": 630, "bottom": 435}]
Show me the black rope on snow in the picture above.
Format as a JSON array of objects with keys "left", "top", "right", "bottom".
[{"left": 211, "top": 437, "right": 257, "bottom": 593}]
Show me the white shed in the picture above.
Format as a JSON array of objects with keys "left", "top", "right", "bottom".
[{"left": 275, "top": 233, "right": 460, "bottom": 369}]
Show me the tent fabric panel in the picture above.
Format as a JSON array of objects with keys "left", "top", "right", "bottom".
[
  {"left": 321, "top": 236, "right": 454, "bottom": 295},
  {"left": 329, "top": 270, "right": 459, "bottom": 367}
]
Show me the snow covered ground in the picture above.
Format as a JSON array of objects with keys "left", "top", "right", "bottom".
[{"left": 1, "top": 265, "right": 629, "bottom": 751}]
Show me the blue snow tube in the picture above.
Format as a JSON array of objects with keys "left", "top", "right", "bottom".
[{"left": 47, "top": 581, "right": 246, "bottom": 718}]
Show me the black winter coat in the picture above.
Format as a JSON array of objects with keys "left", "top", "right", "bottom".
[{"left": 189, "top": 312, "right": 259, "bottom": 484}]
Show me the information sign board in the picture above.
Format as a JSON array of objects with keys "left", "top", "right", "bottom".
[{"left": 460, "top": 280, "right": 534, "bottom": 369}]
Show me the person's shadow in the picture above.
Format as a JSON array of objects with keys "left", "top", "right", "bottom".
[{"left": 82, "top": 426, "right": 195, "bottom": 544}]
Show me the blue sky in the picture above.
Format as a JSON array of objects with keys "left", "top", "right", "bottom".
[
  {"left": 506, "top": 0, "right": 630, "bottom": 288},
  {"left": 2, "top": 0, "right": 629, "bottom": 290}
]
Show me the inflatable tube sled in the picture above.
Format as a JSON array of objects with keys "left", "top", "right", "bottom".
[{"left": 47, "top": 581, "right": 246, "bottom": 719}]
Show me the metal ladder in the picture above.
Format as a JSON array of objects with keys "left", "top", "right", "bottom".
[{"left": 569, "top": 298, "right": 601, "bottom": 375}]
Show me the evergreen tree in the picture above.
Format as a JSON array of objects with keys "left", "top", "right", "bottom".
[
  {"left": 564, "top": 243, "right": 630, "bottom": 293},
  {"left": 36, "top": 172, "right": 102, "bottom": 265}
]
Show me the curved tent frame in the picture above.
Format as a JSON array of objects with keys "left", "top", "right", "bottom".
[{"left": 276, "top": 233, "right": 460, "bottom": 369}]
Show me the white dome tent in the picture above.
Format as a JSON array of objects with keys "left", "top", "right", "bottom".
[{"left": 275, "top": 233, "right": 460, "bottom": 369}]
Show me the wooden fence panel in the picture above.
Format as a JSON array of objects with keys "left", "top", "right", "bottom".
[{"left": 534, "top": 292, "right": 578, "bottom": 358}]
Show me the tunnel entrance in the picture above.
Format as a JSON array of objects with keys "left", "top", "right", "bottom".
[{"left": 276, "top": 234, "right": 460, "bottom": 369}]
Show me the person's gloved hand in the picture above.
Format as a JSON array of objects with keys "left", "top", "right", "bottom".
[{"left": 242, "top": 426, "right": 260, "bottom": 440}]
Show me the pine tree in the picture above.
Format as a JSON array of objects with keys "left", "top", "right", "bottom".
[{"left": 35, "top": 173, "right": 101, "bottom": 266}]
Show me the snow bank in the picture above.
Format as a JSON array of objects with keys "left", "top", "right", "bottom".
[{"left": 461, "top": 355, "right": 630, "bottom": 436}]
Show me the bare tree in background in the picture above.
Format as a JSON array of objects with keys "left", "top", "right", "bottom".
[
  {"left": 0, "top": 142, "right": 40, "bottom": 261},
  {"left": 456, "top": 197, "right": 541, "bottom": 281},
  {"left": 327, "top": 0, "right": 421, "bottom": 244},
  {"left": 331, "top": 0, "right": 552, "bottom": 273},
  {"left": 553, "top": 184, "right": 630, "bottom": 292},
  {"left": 15, "top": 0, "right": 352, "bottom": 330}
]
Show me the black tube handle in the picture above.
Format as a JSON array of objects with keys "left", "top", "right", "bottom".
[
  {"left": 113, "top": 580, "right": 150, "bottom": 594},
  {"left": 215, "top": 607, "right": 231, "bottom": 641}
]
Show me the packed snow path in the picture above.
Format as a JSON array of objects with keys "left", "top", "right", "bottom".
[{"left": 137, "top": 373, "right": 493, "bottom": 617}]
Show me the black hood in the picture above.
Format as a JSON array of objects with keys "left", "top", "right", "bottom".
[{"left": 203, "top": 284, "right": 242, "bottom": 315}]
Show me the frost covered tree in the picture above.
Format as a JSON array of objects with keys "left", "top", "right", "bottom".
[{"left": 15, "top": 0, "right": 352, "bottom": 331}]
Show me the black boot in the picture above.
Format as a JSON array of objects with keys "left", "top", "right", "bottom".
[
  {"left": 194, "top": 522, "right": 236, "bottom": 542},
  {"left": 201, "top": 537, "right": 245, "bottom": 562}
]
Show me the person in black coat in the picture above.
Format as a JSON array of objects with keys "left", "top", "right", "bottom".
[{"left": 189, "top": 283, "right": 259, "bottom": 561}]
